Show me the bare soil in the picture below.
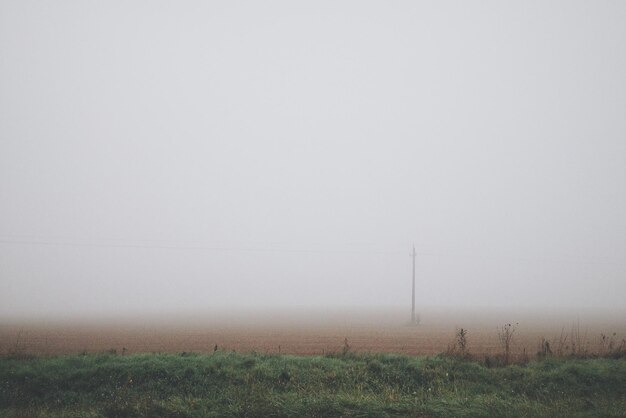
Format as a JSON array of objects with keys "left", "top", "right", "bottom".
[{"left": 2, "top": 308, "right": 624, "bottom": 358}]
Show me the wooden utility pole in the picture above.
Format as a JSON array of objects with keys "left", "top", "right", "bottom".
[{"left": 411, "top": 245, "right": 416, "bottom": 324}]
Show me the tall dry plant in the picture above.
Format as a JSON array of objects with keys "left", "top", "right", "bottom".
[
  {"left": 570, "top": 320, "right": 588, "bottom": 357},
  {"left": 498, "top": 323, "right": 517, "bottom": 365},
  {"left": 446, "top": 327, "right": 470, "bottom": 359}
]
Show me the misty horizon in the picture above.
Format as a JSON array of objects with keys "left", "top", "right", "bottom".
[{"left": 1, "top": 0, "right": 626, "bottom": 318}]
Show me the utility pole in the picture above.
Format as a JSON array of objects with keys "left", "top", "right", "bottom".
[{"left": 411, "top": 245, "right": 416, "bottom": 324}]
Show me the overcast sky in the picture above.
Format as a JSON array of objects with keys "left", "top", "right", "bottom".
[{"left": 1, "top": 0, "right": 625, "bottom": 317}]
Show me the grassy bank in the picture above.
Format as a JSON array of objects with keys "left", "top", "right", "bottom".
[{"left": 1, "top": 351, "right": 625, "bottom": 417}]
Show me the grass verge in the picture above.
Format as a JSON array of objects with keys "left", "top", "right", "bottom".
[{"left": 1, "top": 351, "right": 625, "bottom": 417}]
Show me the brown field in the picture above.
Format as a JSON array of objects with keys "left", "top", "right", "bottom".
[{"left": 2, "top": 308, "right": 625, "bottom": 359}]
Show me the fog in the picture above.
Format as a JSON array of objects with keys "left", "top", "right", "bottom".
[{"left": 1, "top": 1, "right": 625, "bottom": 319}]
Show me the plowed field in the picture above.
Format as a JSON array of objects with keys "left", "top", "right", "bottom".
[{"left": 2, "top": 308, "right": 624, "bottom": 359}]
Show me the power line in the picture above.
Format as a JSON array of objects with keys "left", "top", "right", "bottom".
[
  {"left": 413, "top": 250, "right": 626, "bottom": 267},
  {"left": 0, "top": 237, "right": 624, "bottom": 267},
  {"left": 0, "top": 238, "right": 404, "bottom": 256}
]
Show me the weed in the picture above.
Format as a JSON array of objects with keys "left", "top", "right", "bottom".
[
  {"left": 570, "top": 320, "right": 589, "bottom": 357},
  {"left": 538, "top": 338, "right": 552, "bottom": 359},
  {"left": 599, "top": 333, "right": 626, "bottom": 359},
  {"left": 498, "top": 323, "right": 517, "bottom": 366},
  {"left": 445, "top": 328, "right": 471, "bottom": 360},
  {"left": 341, "top": 338, "right": 351, "bottom": 356}
]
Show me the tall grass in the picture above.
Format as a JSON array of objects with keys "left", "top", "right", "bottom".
[
  {"left": 444, "top": 322, "right": 626, "bottom": 366},
  {"left": 1, "top": 351, "right": 625, "bottom": 417}
]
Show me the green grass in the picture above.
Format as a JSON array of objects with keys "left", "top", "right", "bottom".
[{"left": 1, "top": 351, "right": 625, "bottom": 417}]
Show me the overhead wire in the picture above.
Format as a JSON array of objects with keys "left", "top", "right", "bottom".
[{"left": 0, "top": 236, "right": 624, "bottom": 267}]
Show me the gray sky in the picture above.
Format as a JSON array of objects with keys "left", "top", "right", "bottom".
[{"left": 1, "top": 0, "right": 625, "bottom": 317}]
